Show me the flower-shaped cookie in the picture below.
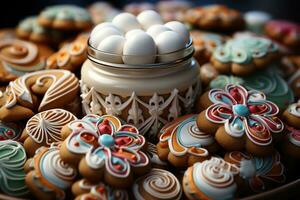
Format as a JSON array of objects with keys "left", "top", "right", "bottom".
[
  {"left": 211, "top": 36, "right": 278, "bottom": 76},
  {"left": 38, "top": 5, "right": 92, "bottom": 31},
  {"left": 60, "top": 114, "right": 150, "bottom": 188},
  {"left": 0, "top": 140, "right": 29, "bottom": 197},
  {"left": 197, "top": 84, "right": 284, "bottom": 156},
  {"left": 157, "top": 114, "right": 213, "bottom": 168}
]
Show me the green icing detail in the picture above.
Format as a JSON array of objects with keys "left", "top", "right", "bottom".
[
  {"left": 210, "top": 75, "right": 244, "bottom": 89},
  {"left": 41, "top": 5, "right": 91, "bottom": 21},
  {"left": 18, "top": 16, "right": 47, "bottom": 34}
]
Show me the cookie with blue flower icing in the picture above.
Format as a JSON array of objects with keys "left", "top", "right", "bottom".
[
  {"left": 211, "top": 36, "right": 279, "bottom": 76},
  {"left": 38, "top": 5, "right": 92, "bottom": 31}
]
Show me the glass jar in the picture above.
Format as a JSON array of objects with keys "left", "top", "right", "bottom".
[{"left": 81, "top": 40, "right": 201, "bottom": 138}]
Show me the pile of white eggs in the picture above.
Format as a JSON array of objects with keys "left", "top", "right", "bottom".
[{"left": 89, "top": 10, "right": 190, "bottom": 64}]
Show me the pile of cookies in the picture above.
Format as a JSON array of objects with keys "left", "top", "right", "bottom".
[{"left": 0, "top": 1, "right": 300, "bottom": 200}]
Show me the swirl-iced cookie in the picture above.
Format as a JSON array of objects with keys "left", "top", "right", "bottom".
[
  {"left": 157, "top": 114, "right": 214, "bottom": 167},
  {"left": 60, "top": 114, "right": 150, "bottom": 187},
  {"left": 25, "top": 143, "right": 77, "bottom": 200},
  {"left": 132, "top": 168, "right": 182, "bottom": 200},
  {"left": 211, "top": 36, "right": 279, "bottom": 76},
  {"left": 0, "top": 39, "right": 53, "bottom": 83},
  {"left": 22, "top": 109, "right": 77, "bottom": 157},
  {"left": 0, "top": 69, "right": 79, "bottom": 122},
  {"left": 197, "top": 84, "right": 284, "bottom": 156}
]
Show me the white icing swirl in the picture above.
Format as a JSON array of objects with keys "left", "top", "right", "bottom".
[{"left": 288, "top": 103, "right": 300, "bottom": 117}]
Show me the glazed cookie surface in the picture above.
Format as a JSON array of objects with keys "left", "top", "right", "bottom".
[
  {"left": 211, "top": 36, "right": 278, "bottom": 76},
  {"left": 132, "top": 168, "right": 182, "bottom": 200},
  {"left": 0, "top": 39, "right": 53, "bottom": 82},
  {"left": 157, "top": 114, "right": 212, "bottom": 167},
  {"left": 183, "top": 157, "right": 239, "bottom": 200},
  {"left": 0, "top": 140, "right": 29, "bottom": 197},
  {"left": 25, "top": 143, "right": 77, "bottom": 200},
  {"left": 0, "top": 69, "right": 79, "bottom": 122},
  {"left": 197, "top": 84, "right": 284, "bottom": 156},
  {"left": 60, "top": 114, "right": 150, "bottom": 187},
  {"left": 38, "top": 5, "right": 92, "bottom": 31}
]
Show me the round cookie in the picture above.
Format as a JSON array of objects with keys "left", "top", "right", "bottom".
[
  {"left": 211, "top": 35, "right": 279, "bottom": 76},
  {"left": 182, "top": 157, "right": 239, "bottom": 200},
  {"left": 0, "top": 140, "right": 29, "bottom": 197},
  {"left": 157, "top": 114, "right": 214, "bottom": 168},
  {"left": 197, "top": 84, "right": 284, "bottom": 156},
  {"left": 132, "top": 168, "right": 182, "bottom": 200},
  {"left": 46, "top": 33, "right": 88, "bottom": 72},
  {"left": 0, "top": 121, "right": 23, "bottom": 141},
  {"left": 0, "top": 69, "right": 79, "bottom": 122},
  {"left": 60, "top": 114, "right": 150, "bottom": 187},
  {"left": 22, "top": 109, "right": 77, "bottom": 157},
  {"left": 0, "top": 38, "right": 53, "bottom": 83},
  {"left": 75, "top": 183, "right": 129, "bottom": 200},
  {"left": 72, "top": 179, "right": 96, "bottom": 197},
  {"left": 16, "top": 16, "right": 62, "bottom": 44},
  {"left": 25, "top": 143, "right": 77, "bottom": 200},
  {"left": 38, "top": 5, "right": 92, "bottom": 31},
  {"left": 265, "top": 20, "right": 300, "bottom": 49},
  {"left": 145, "top": 142, "right": 168, "bottom": 169},
  {"left": 184, "top": 5, "right": 244, "bottom": 32}
]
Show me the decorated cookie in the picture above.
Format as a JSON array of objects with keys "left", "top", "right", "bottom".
[
  {"left": 146, "top": 142, "right": 168, "bottom": 168},
  {"left": 184, "top": 5, "right": 244, "bottom": 32},
  {"left": 88, "top": 2, "right": 119, "bottom": 24},
  {"left": 183, "top": 157, "right": 239, "bottom": 200},
  {"left": 0, "top": 69, "right": 79, "bottom": 122},
  {"left": 25, "top": 143, "right": 77, "bottom": 200},
  {"left": 72, "top": 179, "right": 96, "bottom": 197},
  {"left": 244, "top": 11, "right": 271, "bottom": 34},
  {"left": 0, "top": 140, "right": 29, "bottom": 197},
  {"left": 16, "top": 16, "right": 62, "bottom": 44},
  {"left": 281, "top": 55, "right": 300, "bottom": 97},
  {"left": 265, "top": 20, "right": 300, "bottom": 49},
  {"left": 199, "top": 66, "right": 294, "bottom": 111},
  {"left": 191, "top": 31, "right": 226, "bottom": 65},
  {"left": 211, "top": 36, "right": 279, "bottom": 76},
  {"left": 132, "top": 168, "right": 182, "bottom": 200},
  {"left": 75, "top": 182, "right": 129, "bottom": 200},
  {"left": 22, "top": 109, "right": 77, "bottom": 157},
  {"left": 38, "top": 5, "right": 92, "bottom": 31},
  {"left": 197, "top": 84, "right": 284, "bottom": 156},
  {"left": 225, "top": 151, "right": 285, "bottom": 193},
  {"left": 157, "top": 114, "right": 213, "bottom": 168},
  {"left": 46, "top": 33, "right": 88, "bottom": 72},
  {"left": 60, "top": 114, "right": 150, "bottom": 187},
  {"left": 199, "top": 63, "right": 219, "bottom": 87},
  {"left": 0, "top": 121, "right": 23, "bottom": 141},
  {"left": 0, "top": 39, "right": 53, "bottom": 83}
]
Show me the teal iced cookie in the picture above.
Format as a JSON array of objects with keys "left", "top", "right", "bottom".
[{"left": 210, "top": 66, "right": 294, "bottom": 110}]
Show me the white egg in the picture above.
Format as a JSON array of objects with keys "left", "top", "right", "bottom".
[
  {"left": 112, "top": 13, "right": 141, "bottom": 33},
  {"left": 125, "top": 29, "right": 144, "bottom": 39},
  {"left": 165, "top": 21, "right": 190, "bottom": 44},
  {"left": 123, "top": 32, "right": 157, "bottom": 64},
  {"left": 147, "top": 24, "right": 171, "bottom": 40},
  {"left": 90, "top": 22, "right": 121, "bottom": 38},
  {"left": 155, "top": 31, "right": 185, "bottom": 62},
  {"left": 97, "top": 35, "right": 125, "bottom": 64},
  {"left": 137, "top": 10, "right": 163, "bottom": 30},
  {"left": 89, "top": 27, "right": 122, "bottom": 48}
]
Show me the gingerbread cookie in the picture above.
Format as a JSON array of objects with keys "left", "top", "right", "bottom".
[
  {"left": 0, "top": 39, "right": 53, "bottom": 83},
  {"left": 157, "top": 114, "right": 215, "bottom": 168},
  {"left": 25, "top": 143, "right": 77, "bottom": 200},
  {"left": 72, "top": 179, "right": 96, "bottom": 197},
  {"left": 265, "top": 20, "right": 300, "bottom": 49},
  {"left": 22, "top": 109, "right": 77, "bottom": 157},
  {"left": 38, "top": 5, "right": 92, "bottom": 31},
  {"left": 211, "top": 36, "right": 279, "bottom": 76},
  {"left": 60, "top": 114, "right": 150, "bottom": 187},
  {"left": 197, "top": 84, "right": 284, "bottom": 156},
  {"left": 16, "top": 16, "right": 62, "bottom": 44},
  {"left": 0, "top": 140, "right": 29, "bottom": 197},
  {"left": 183, "top": 157, "right": 239, "bottom": 200},
  {"left": 132, "top": 168, "right": 182, "bottom": 200},
  {"left": 0, "top": 69, "right": 79, "bottom": 122},
  {"left": 184, "top": 5, "right": 244, "bottom": 32},
  {"left": 46, "top": 33, "right": 88, "bottom": 72},
  {"left": 75, "top": 182, "right": 129, "bottom": 200}
]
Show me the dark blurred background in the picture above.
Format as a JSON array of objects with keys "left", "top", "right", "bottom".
[{"left": 1, "top": 0, "right": 300, "bottom": 28}]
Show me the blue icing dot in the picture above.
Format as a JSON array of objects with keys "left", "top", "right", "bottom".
[
  {"left": 233, "top": 104, "right": 250, "bottom": 117},
  {"left": 99, "top": 134, "right": 115, "bottom": 147}
]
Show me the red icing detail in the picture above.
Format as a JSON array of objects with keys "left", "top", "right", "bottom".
[
  {"left": 230, "top": 88, "right": 242, "bottom": 103},
  {"left": 0, "top": 136, "right": 4, "bottom": 140},
  {"left": 98, "top": 119, "right": 112, "bottom": 134},
  {"left": 115, "top": 136, "right": 131, "bottom": 146},
  {"left": 115, "top": 164, "right": 123, "bottom": 170},
  {"left": 74, "top": 141, "right": 79, "bottom": 146},
  {"left": 249, "top": 105, "right": 257, "bottom": 113},
  {"left": 6, "top": 130, "right": 13, "bottom": 136},
  {"left": 81, "top": 133, "right": 96, "bottom": 143},
  {"left": 131, "top": 154, "right": 137, "bottom": 161},
  {"left": 96, "top": 185, "right": 105, "bottom": 193},
  {"left": 77, "top": 123, "right": 83, "bottom": 128}
]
